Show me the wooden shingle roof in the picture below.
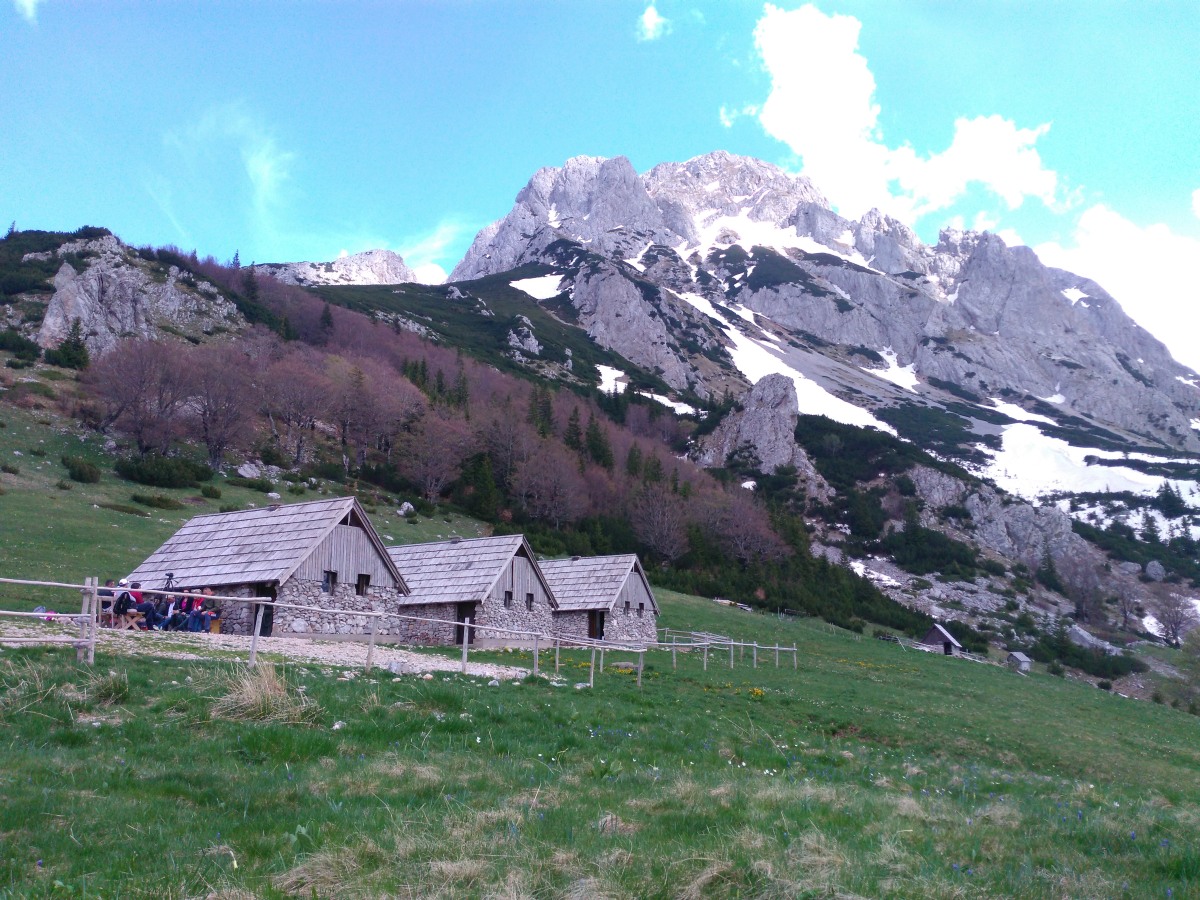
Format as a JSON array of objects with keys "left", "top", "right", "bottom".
[
  {"left": 539, "top": 554, "right": 658, "bottom": 613},
  {"left": 126, "top": 497, "right": 407, "bottom": 593},
  {"left": 387, "top": 534, "right": 556, "bottom": 607}
]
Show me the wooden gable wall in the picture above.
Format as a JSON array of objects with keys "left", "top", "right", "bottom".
[{"left": 295, "top": 524, "right": 398, "bottom": 589}]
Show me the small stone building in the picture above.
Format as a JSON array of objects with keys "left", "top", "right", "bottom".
[
  {"left": 540, "top": 554, "right": 659, "bottom": 645},
  {"left": 387, "top": 535, "right": 557, "bottom": 645},
  {"left": 920, "top": 622, "right": 963, "bottom": 656},
  {"left": 126, "top": 497, "right": 456, "bottom": 642},
  {"left": 1007, "top": 651, "right": 1032, "bottom": 673}
]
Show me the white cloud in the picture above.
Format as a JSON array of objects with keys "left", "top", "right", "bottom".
[
  {"left": 337, "top": 249, "right": 349, "bottom": 259},
  {"left": 13, "top": 0, "right": 43, "bottom": 23},
  {"left": 397, "top": 219, "right": 475, "bottom": 284},
  {"left": 637, "top": 5, "right": 671, "bottom": 41},
  {"left": 412, "top": 263, "right": 448, "bottom": 285},
  {"left": 751, "top": 3, "right": 1057, "bottom": 224},
  {"left": 1035, "top": 203, "right": 1200, "bottom": 373}
]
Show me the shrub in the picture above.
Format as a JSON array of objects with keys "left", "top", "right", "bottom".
[
  {"left": 62, "top": 454, "right": 101, "bottom": 483},
  {"left": 1047, "top": 661, "right": 1065, "bottom": 677},
  {"left": 200, "top": 484, "right": 222, "bottom": 499},
  {"left": 0, "top": 328, "right": 41, "bottom": 362},
  {"left": 97, "top": 502, "right": 149, "bottom": 517},
  {"left": 131, "top": 492, "right": 184, "bottom": 510},
  {"left": 115, "top": 454, "right": 213, "bottom": 488},
  {"left": 226, "top": 475, "right": 273, "bottom": 492},
  {"left": 55, "top": 479, "right": 72, "bottom": 491},
  {"left": 1, "top": 463, "right": 19, "bottom": 475},
  {"left": 28, "top": 447, "right": 45, "bottom": 457},
  {"left": 219, "top": 503, "right": 242, "bottom": 513},
  {"left": 1097, "top": 680, "right": 1112, "bottom": 691}
]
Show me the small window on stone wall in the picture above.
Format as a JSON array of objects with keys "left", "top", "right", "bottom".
[
  {"left": 504, "top": 590, "right": 513, "bottom": 608},
  {"left": 322, "top": 571, "right": 337, "bottom": 593},
  {"left": 637, "top": 603, "right": 644, "bottom": 618},
  {"left": 624, "top": 600, "right": 631, "bottom": 615},
  {"left": 356, "top": 574, "right": 370, "bottom": 596},
  {"left": 525, "top": 592, "right": 534, "bottom": 611}
]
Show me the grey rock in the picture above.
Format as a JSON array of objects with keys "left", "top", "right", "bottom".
[
  {"left": 1145, "top": 560, "right": 1166, "bottom": 582},
  {"left": 237, "top": 463, "right": 262, "bottom": 478},
  {"left": 1117, "top": 561, "right": 1143, "bottom": 576},
  {"left": 290, "top": 619, "right": 309, "bottom": 633},
  {"left": 37, "top": 236, "right": 243, "bottom": 356},
  {"left": 695, "top": 374, "right": 829, "bottom": 497},
  {"left": 253, "top": 249, "right": 420, "bottom": 286},
  {"left": 1068, "top": 624, "right": 1121, "bottom": 655}
]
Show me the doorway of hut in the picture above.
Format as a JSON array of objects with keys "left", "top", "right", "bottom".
[
  {"left": 588, "top": 610, "right": 605, "bottom": 640},
  {"left": 455, "top": 602, "right": 477, "bottom": 645},
  {"left": 253, "top": 583, "right": 275, "bottom": 637}
]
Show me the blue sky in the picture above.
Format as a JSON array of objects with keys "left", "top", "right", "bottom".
[{"left": 4, "top": 1, "right": 1199, "bottom": 367}]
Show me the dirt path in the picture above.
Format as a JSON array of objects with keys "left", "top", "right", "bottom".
[{"left": 0, "top": 619, "right": 530, "bottom": 680}]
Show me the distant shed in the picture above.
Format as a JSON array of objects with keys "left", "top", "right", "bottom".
[
  {"left": 387, "top": 535, "right": 557, "bottom": 645},
  {"left": 920, "top": 622, "right": 963, "bottom": 656},
  {"left": 540, "top": 554, "right": 659, "bottom": 644},
  {"left": 125, "top": 497, "right": 430, "bottom": 638},
  {"left": 1007, "top": 651, "right": 1032, "bottom": 673}
]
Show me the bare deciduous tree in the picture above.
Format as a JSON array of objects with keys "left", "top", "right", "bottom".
[
  {"left": 400, "top": 412, "right": 474, "bottom": 503},
  {"left": 258, "top": 351, "right": 333, "bottom": 464},
  {"left": 1155, "top": 593, "right": 1198, "bottom": 646},
  {"left": 85, "top": 339, "right": 190, "bottom": 455},
  {"left": 511, "top": 440, "right": 587, "bottom": 528},
  {"left": 632, "top": 481, "right": 690, "bottom": 564},
  {"left": 185, "top": 344, "right": 253, "bottom": 468}
]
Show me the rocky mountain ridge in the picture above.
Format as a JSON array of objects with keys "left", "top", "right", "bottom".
[
  {"left": 451, "top": 151, "right": 1200, "bottom": 454},
  {"left": 252, "top": 249, "right": 419, "bottom": 287}
]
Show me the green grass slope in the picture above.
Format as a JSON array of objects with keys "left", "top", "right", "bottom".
[{"left": 0, "top": 603, "right": 1197, "bottom": 898}]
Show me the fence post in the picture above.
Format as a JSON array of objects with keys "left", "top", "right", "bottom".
[
  {"left": 460, "top": 618, "right": 471, "bottom": 674},
  {"left": 248, "top": 603, "right": 265, "bottom": 667},
  {"left": 671, "top": 636, "right": 677, "bottom": 671},
  {"left": 589, "top": 647, "right": 596, "bottom": 688},
  {"left": 88, "top": 577, "right": 98, "bottom": 666},
  {"left": 599, "top": 647, "right": 605, "bottom": 672},
  {"left": 752, "top": 642, "right": 758, "bottom": 669},
  {"left": 703, "top": 643, "right": 708, "bottom": 671},
  {"left": 365, "top": 615, "right": 378, "bottom": 673},
  {"left": 793, "top": 643, "right": 798, "bottom": 669},
  {"left": 532, "top": 634, "right": 539, "bottom": 677},
  {"left": 555, "top": 638, "right": 560, "bottom": 674},
  {"left": 637, "top": 650, "right": 644, "bottom": 689},
  {"left": 729, "top": 642, "right": 734, "bottom": 669},
  {"left": 774, "top": 644, "right": 779, "bottom": 668},
  {"left": 76, "top": 577, "right": 91, "bottom": 664}
]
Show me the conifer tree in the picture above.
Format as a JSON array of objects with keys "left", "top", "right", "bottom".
[
  {"left": 564, "top": 407, "right": 583, "bottom": 452},
  {"left": 585, "top": 415, "right": 613, "bottom": 469}
]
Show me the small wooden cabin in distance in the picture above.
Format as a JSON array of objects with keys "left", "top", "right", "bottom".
[
  {"left": 386, "top": 535, "right": 557, "bottom": 645},
  {"left": 125, "top": 497, "right": 458, "bottom": 642},
  {"left": 919, "top": 622, "right": 963, "bottom": 656},
  {"left": 540, "top": 554, "right": 659, "bottom": 645}
]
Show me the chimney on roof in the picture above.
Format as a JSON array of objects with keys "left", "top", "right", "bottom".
[
  {"left": 268, "top": 504, "right": 281, "bottom": 511},
  {"left": 571, "top": 556, "right": 581, "bottom": 561},
  {"left": 450, "top": 537, "right": 461, "bottom": 544}
]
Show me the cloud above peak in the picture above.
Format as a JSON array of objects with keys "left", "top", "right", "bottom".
[
  {"left": 13, "top": 0, "right": 44, "bottom": 23},
  {"left": 637, "top": 5, "right": 671, "bottom": 41},
  {"left": 750, "top": 3, "right": 1057, "bottom": 224}
]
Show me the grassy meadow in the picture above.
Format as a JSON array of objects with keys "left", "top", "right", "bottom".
[{"left": 1, "top": 380, "right": 1199, "bottom": 897}]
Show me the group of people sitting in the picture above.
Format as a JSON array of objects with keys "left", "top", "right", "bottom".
[{"left": 99, "top": 579, "right": 220, "bottom": 632}]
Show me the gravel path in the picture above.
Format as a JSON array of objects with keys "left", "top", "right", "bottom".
[{"left": 0, "top": 620, "right": 530, "bottom": 680}]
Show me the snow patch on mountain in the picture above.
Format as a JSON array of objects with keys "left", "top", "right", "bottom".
[
  {"left": 510, "top": 274, "right": 565, "bottom": 300},
  {"left": 1061, "top": 288, "right": 1088, "bottom": 304},
  {"left": 988, "top": 399, "right": 1057, "bottom": 427},
  {"left": 679, "top": 292, "right": 894, "bottom": 434},
  {"left": 984, "top": 423, "right": 1193, "bottom": 500},
  {"left": 594, "top": 364, "right": 696, "bottom": 414},
  {"left": 863, "top": 348, "right": 919, "bottom": 392}
]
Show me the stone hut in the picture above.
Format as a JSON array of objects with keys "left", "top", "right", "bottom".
[
  {"left": 920, "top": 623, "right": 963, "bottom": 656},
  {"left": 387, "top": 535, "right": 557, "bottom": 645},
  {"left": 1007, "top": 651, "right": 1032, "bottom": 673},
  {"left": 126, "top": 498, "right": 454, "bottom": 643},
  {"left": 540, "top": 554, "right": 659, "bottom": 644}
]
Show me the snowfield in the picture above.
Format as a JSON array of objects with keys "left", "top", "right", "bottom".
[{"left": 510, "top": 274, "right": 564, "bottom": 300}]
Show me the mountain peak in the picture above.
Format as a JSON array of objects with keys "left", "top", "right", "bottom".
[{"left": 253, "top": 249, "right": 419, "bottom": 286}]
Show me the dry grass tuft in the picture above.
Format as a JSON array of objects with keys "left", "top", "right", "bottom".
[
  {"left": 892, "top": 795, "right": 927, "bottom": 819},
  {"left": 429, "top": 857, "right": 488, "bottom": 882},
  {"left": 202, "top": 886, "right": 263, "bottom": 900},
  {"left": 563, "top": 876, "right": 624, "bottom": 900},
  {"left": 977, "top": 802, "right": 1021, "bottom": 828},
  {"left": 274, "top": 846, "right": 365, "bottom": 897},
  {"left": 86, "top": 669, "right": 129, "bottom": 706},
  {"left": 597, "top": 812, "right": 638, "bottom": 835},
  {"left": 210, "top": 664, "right": 321, "bottom": 725},
  {"left": 788, "top": 828, "right": 847, "bottom": 890},
  {"left": 677, "top": 858, "right": 733, "bottom": 900}
]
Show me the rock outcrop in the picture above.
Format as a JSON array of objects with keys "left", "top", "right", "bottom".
[
  {"left": 36, "top": 235, "right": 242, "bottom": 356},
  {"left": 695, "top": 374, "right": 829, "bottom": 498},
  {"left": 253, "top": 249, "right": 419, "bottom": 286}
]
